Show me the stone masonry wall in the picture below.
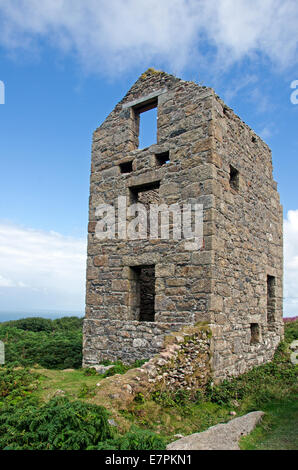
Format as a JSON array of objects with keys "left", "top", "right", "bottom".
[
  {"left": 83, "top": 319, "right": 184, "bottom": 365},
  {"left": 84, "top": 69, "right": 283, "bottom": 380},
  {"left": 146, "top": 324, "right": 211, "bottom": 395},
  {"left": 84, "top": 70, "right": 217, "bottom": 365},
  {"left": 208, "top": 94, "right": 283, "bottom": 381},
  {"left": 91, "top": 324, "right": 212, "bottom": 407}
]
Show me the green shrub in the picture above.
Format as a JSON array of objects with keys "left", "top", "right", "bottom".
[
  {"left": 0, "top": 367, "right": 40, "bottom": 407},
  {"left": 0, "top": 318, "right": 83, "bottom": 369},
  {"left": 284, "top": 319, "right": 298, "bottom": 343},
  {"left": 1, "top": 317, "right": 53, "bottom": 332},
  {"left": 134, "top": 392, "right": 145, "bottom": 403},
  {"left": 83, "top": 367, "right": 97, "bottom": 376},
  {"left": 195, "top": 389, "right": 205, "bottom": 403},
  {"left": 152, "top": 389, "right": 191, "bottom": 407},
  {"left": 205, "top": 342, "right": 297, "bottom": 407},
  {"left": 51, "top": 317, "right": 83, "bottom": 332},
  {"left": 0, "top": 397, "right": 113, "bottom": 450},
  {"left": 1, "top": 316, "right": 83, "bottom": 333},
  {"left": 0, "top": 366, "right": 164, "bottom": 451},
  {"left": 78, "top": 383, "right": 96, "bottom": 398},
  {"left": 92, "top": 428, "right": 166, "bottom": 450},
  {"left": 151, "top": 389, "right": 192, "bottom": 416}
]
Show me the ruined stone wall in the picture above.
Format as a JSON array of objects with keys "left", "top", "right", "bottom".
[
  {"left": 208, "top": 95, "right": 283, "bottom": 381},
  {"left": 84, "top": 69, "right": 283, "bottom": 378},
  {"left": 84, "top": 71, "right": 217, "bottom": 365},
  {"left": 147, "top": 324, "right": 211, "bottom": 395},
  {"left": 88, "top": 324, "right": 212, "bottom": 407},
  {"left": 83, "top": 320, "right": 183, "bottom": 365}
]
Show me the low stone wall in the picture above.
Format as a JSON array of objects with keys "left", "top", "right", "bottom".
[
  {"left": 91, "top": 323, "right": 212, "bottom": 407},
  {"left": 210, "top": 321, "right": 283, "bottom": 382},
  {"left": 83, "top": 319, "right": 188, "bottom": 365},
  {"left": 145, "top": 324, "right": 211, "bottom": 396}
]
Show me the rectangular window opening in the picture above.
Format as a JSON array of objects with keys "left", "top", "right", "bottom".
[
  {"left": 250, "top": 323, "right": 260, "bottom": 345},
  {"left": 134, "top": 98, "right": 158, "bottom": 149},
  {"left": 156, "top": 151, "right": 170, "bottom": 166},
  {"left": 130, "top": 265, "right": 155, "bottom": 322},
  {"left": 129, "top": 181, "right": 160, "bottom": 235},
  {"left": 267, "top": 275, "right": 276, "bottom": 324},
  {"left": 130, "top": 181, "right": 160, "bottom": 204},
  {"left": 230, "top": 165, "right": 240, "bottom": 191},
  {"left": 119, "top": 161, "right": 133, "bottom": 174}
]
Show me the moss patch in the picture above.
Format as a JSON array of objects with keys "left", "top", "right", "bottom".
[{"left": 140, "top": 68, "right": 164, "bottom": 80}]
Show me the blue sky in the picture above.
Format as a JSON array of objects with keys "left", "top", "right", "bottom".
[{"left": 0, "top": 0, "right": 297, "bottom": 318}]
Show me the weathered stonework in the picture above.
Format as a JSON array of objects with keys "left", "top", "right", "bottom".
[
  {"left": 83, "top": 69, "right": 283, "bottom": 382},
  {"left": 90, "top": 324, "right": 212, "bottom": 407},
  {"left": 149, "top": 324, "right": 211, "bottom": 395}
]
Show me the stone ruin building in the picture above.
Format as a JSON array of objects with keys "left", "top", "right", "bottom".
[{"left": 83, "top": 69, "right": 283, "bottom": 381}]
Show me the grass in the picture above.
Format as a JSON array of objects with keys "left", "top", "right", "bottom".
[
  {"left": 35, "top": 368, "right": 101, "bottom": 401},
  {"left": 34, "top": 359, "right": 148, "bottom": 402},
  {"left": 240, "top": 398, "right": 298, "bottom": 450},
  {"left": 1, "top": 319, "right": 297, "bottom": 449},
  {"left": 28, "top": 368, "right": 233, "bottom": 439},
  {"left": 120, "top": 400, "right": 232, "bottom": 439},
  {"left": 31, "top": 321, "right": 297, "bottom": 449},
  {"left": 116, "top": 334, "right": 297, "bottom": 448}
]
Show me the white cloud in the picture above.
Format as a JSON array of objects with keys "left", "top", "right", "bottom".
[
  {"left": 0, "top": 275, "right": 15, "bottom": 288},
  {"left": 0, "top": 0, "right": 296, "bottom": 74},
  {"left": 0, "top": 223, "right": 86, "bottom": 312},
  {"left": 202, "top": 0, "right": 298, "bottom": 68},
  {"left": 284, "top": 210, "right": 298, "bottom": 317}
]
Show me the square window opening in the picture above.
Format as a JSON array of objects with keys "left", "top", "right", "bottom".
[
  {"left": 130, "top": 265, "right": 155, "bottom": 322},
  {"left": 119, "top": 161, "right": 133, "bottom": 174},
  {"left": 156, "top": 151, "right": 170, "bottom": 166},
  {"left": 250, "top": 323, "right": 260, "bottom": 345},
  {"left": 134, "top": 98, "right": 158, "bottom": 149},
  {"left": 230, "top": 165, "right": 240, "bottom": 191},
  {"left": 129, "top": 181, "right": 160, "bottom": 204}
]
